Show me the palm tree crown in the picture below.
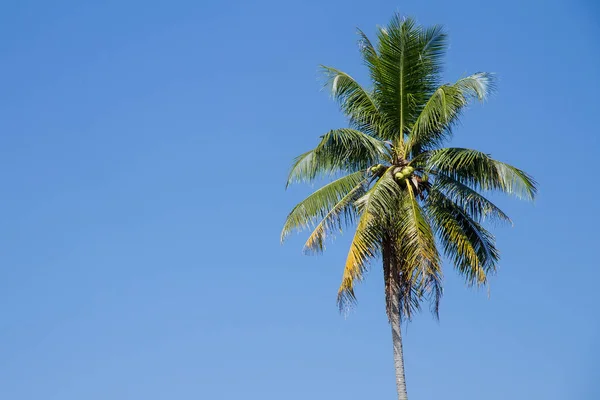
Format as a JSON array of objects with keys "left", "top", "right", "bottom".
[{"left": 282, "top": 14, "right": 537, "bottom": 322}]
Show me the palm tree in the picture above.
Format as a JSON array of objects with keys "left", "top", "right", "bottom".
[{"left": 281, "top": 14, "right": 536, "bottom": 400}]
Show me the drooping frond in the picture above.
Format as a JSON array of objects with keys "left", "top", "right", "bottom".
[
  {"left": 433, "top": 174, "right": 512, "bottom": 224},
  {"left": 406, "top": 73, "right": 496, "bottom": 156},
  {"left": 419, "top": 147, "right": 538, "bottom": 200},
  {"left": 286, "top": 128, "right": 388, "bottom": 187},
  {"left": 454, "top": 72, "right": 496, "bottom": 101},
  {"left": 321, "top": 67, "right": 383, "bottom": 137},
  {"left": 337, "top": 211, "right": 377, "bottom": 310},
  {"left": 426, "top": 189, "right": 499, "bottom": 286},
  {"left": 304, "top": 178, "right": 368, "bottom": 254},
  {"left": 400, "top": 184, "right": 442, "bottom": 280},
  {"left": 281, "top": 171, "right": 367, "bottom": 242},
  {"left": 337, "top": 168, "right": 401, "bottom": 310},
  {"left": 394, "top": 183, "right": 443, "bottom": 319}
]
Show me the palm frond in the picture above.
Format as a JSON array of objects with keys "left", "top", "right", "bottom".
[
  {"left": 394, "top": 183, "right": 443, "bottom": 319},
  {"left": 373, "top": 16, "right": 447, "bottom": 145},
  {"left": 357, "top": 28, "right": 379, "bottom": 72},
  {"left": 304, "top": 178, "right": 368, "bottom": 254},
  {"left": 321, "top": 67, "right": 383, "bottom": 137},
  {"left": 406, "top": 73, "right": 495, "bottom": 155},
  {"left": 281, "top": 171, "right": 367, "bottom": 242},
  {"left": 336, "top": 211, "right": 377, "bottom": 310},
  {"left": 286, "top": 128, "right": 388, "bottom": 187},
  {"left": 419, "top": 147, "right": 538, "bottom": 200},
  {"left": 354, "top": 167, "right": 403, "bottom": 218},
  {"left": 426, "top": 189, "right": 499, "bottom": 286},
  {"left": 433, "top": 173, "right": 512, "bottom": 224},
  {"left": 337, "top": 168, "right": 401, "bottom": 310},
  {"left": 455, "top": 72, "right": 496, "bottom": 101}
]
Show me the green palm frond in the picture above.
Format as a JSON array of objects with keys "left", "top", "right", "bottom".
[
  {"left": 286, "top": 128, "right": 388, "bottom": 187},
  {"left": 420, "top": 147, "right": 538, "bottom": 200},
  {"left": 433, "top": 174, "right": 512, "bottom": 224},
  {"left": 281, "top": 171, "right": 367, "bottom": 242},
  {"left": 304, "top": 178, "right": 368, "bottom": 254},
  {"left": 426, "top": 189, "right": 499, "bottom": 286},
  {"left": 407, "top": 73, "right": 495, "bottom": 156},
  {"left": 321, "top": 67, "right": 383, "bottom": 137},
  {"left": 354, "top": 167, "right": 403, "bottom": 218},
  {"left": 357, "top": 28, "right": 379, "bottom": 73},
  {"left": 373, "top": 17, "right": 447, "bottom": 145}
]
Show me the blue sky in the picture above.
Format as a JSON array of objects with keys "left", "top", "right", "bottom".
[{"left": 0, "top": 0, "right": 598, "bottom": 399}]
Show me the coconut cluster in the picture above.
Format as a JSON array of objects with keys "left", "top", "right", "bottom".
[
  {"left": 369, "top": 164, "right": 429, "bottom": 186},
  {"left": 394, "top": 166, "right": 414, "bottom": 182}
]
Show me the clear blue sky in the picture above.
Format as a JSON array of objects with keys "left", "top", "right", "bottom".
[{"left": 0, "top": 1, "right": 598, "bottom": 399}]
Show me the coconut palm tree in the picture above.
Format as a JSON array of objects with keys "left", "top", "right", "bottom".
[{"left": 281, "top": 14, "right": 536, "bottom": 400}]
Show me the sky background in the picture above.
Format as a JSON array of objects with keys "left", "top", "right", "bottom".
[{"left": 0, "top": 0, "right": 598, "bottom": 399}]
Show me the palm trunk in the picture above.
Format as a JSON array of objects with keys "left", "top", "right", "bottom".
[
  {"left": 390, "top": 294, "right": 408, "bottom": 400},
  {"left": 382, "top": 235, "right": 409, "bottom": 399}
]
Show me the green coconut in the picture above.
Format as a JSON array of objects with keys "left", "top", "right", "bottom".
[
  {"left": 371, "top": 164, "right": 382, "bottom": 173},
  {"left": 402, "top": 166, "right": 414, "bottom": 175}
]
